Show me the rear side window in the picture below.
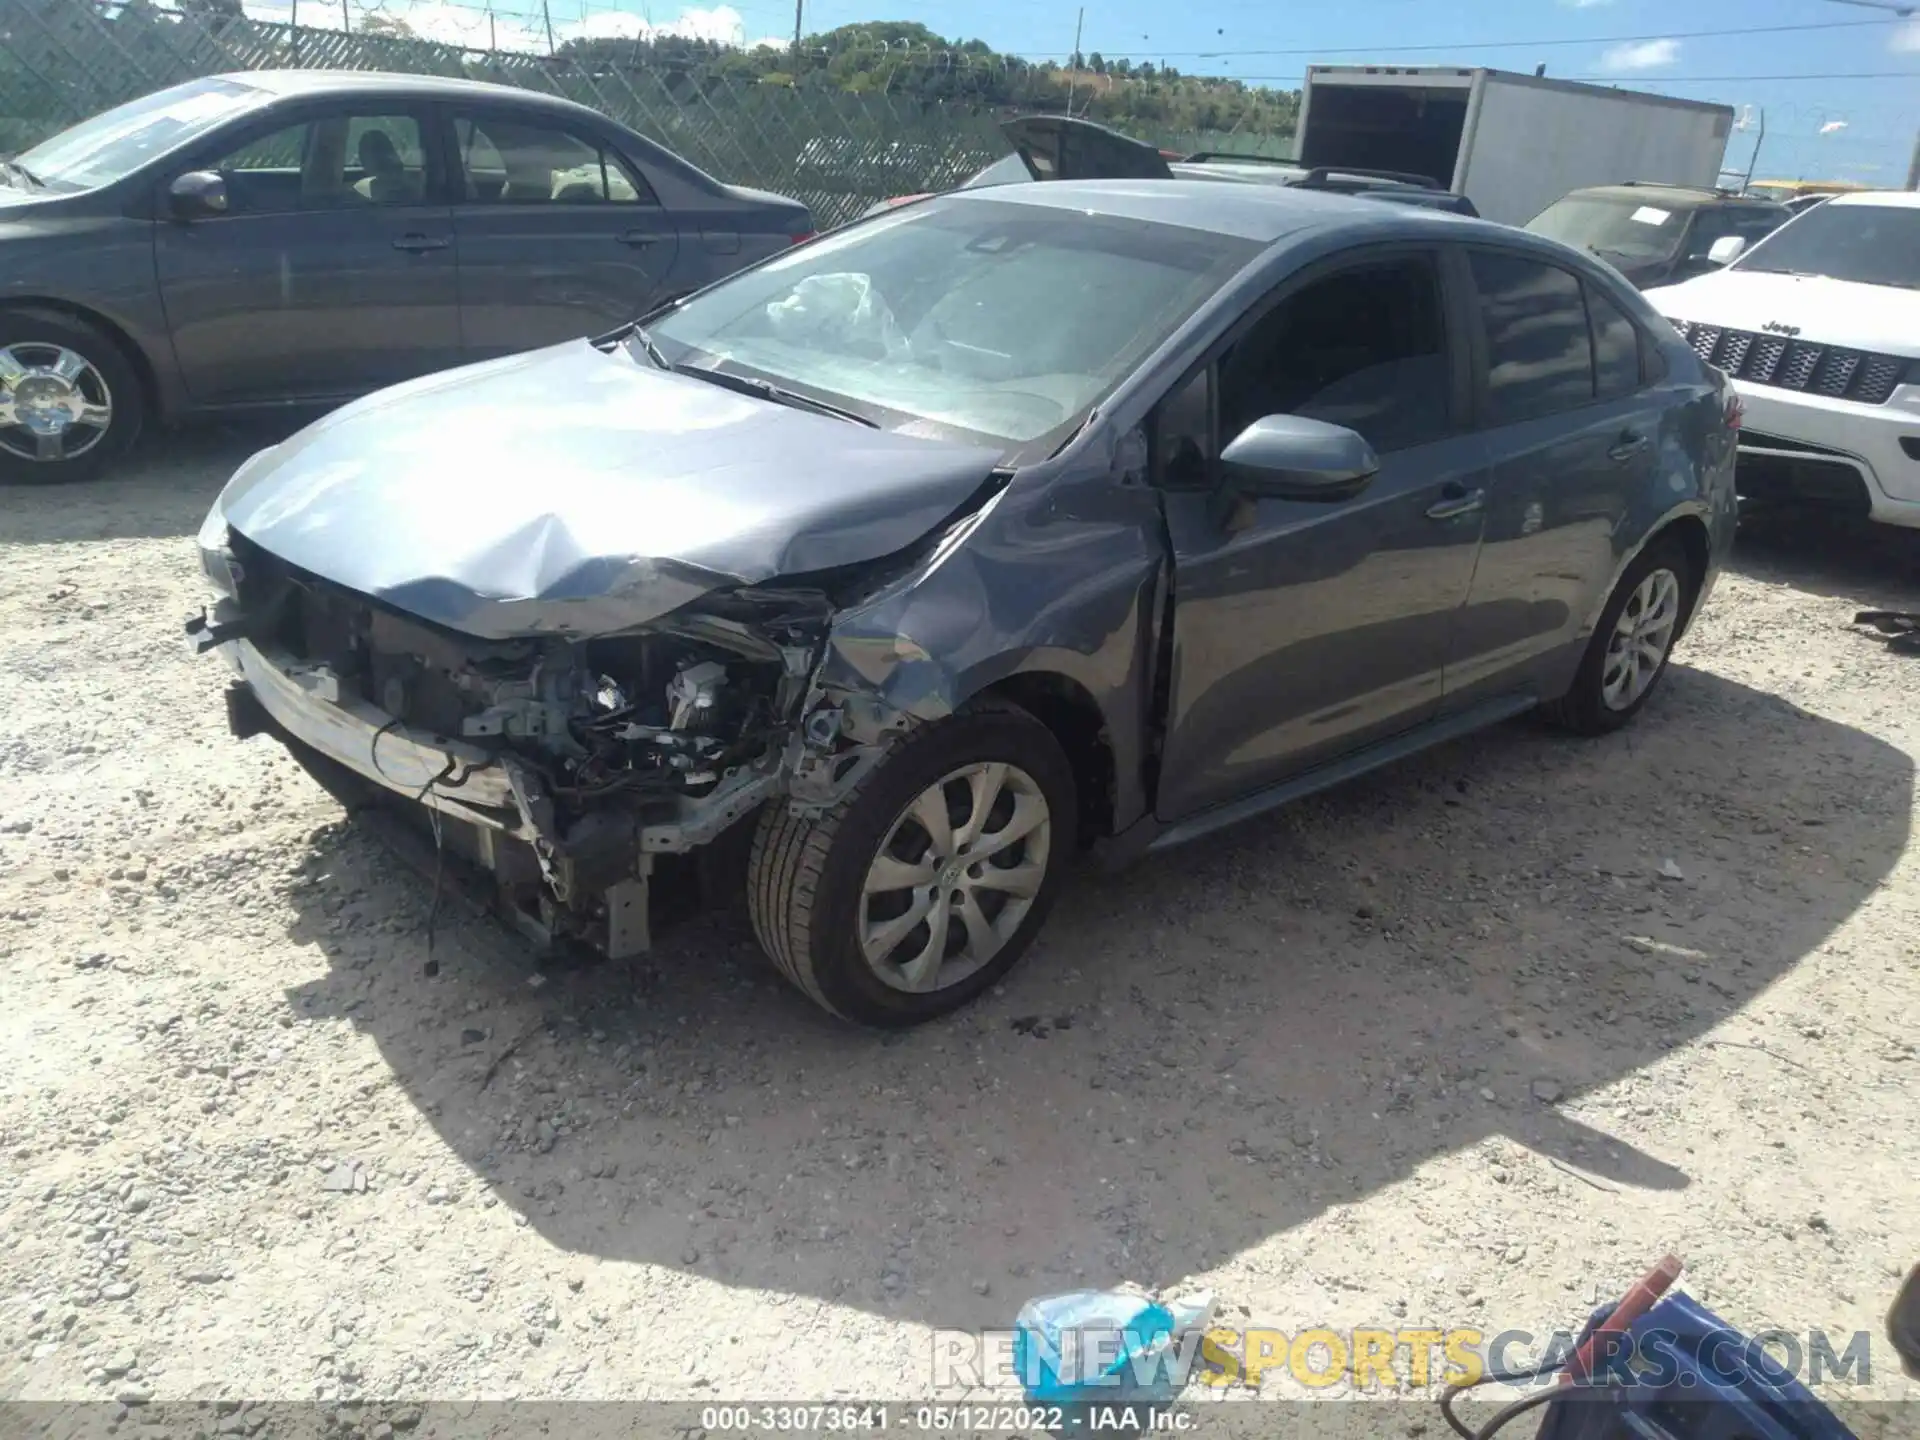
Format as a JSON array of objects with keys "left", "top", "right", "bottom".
[
  {"left": 1586, "top": 285, "right": 1642, "bottom": 401},
  {"left": 1469, "top": 251, "right": 1593, "bottom": 425}
]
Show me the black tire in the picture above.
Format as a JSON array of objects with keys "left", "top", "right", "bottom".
[
  {"left": 1544, "top": 535, "right": 1695, "bottom": 735},
  {"left": 0, "top": 308, "right": 145, "bottom": 484},
  {"left": 747, "top": 702, "right": 1078, "bottom": 1027}
]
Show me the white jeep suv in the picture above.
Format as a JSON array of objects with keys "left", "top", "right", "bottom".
[{"left": 1644, "top": 191, "right": 1920, "bottom": 527}]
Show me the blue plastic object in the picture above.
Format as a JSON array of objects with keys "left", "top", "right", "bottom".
[
  {"left": 1533, "top": 1291, "right": 1857, "bottom": 1440},
  {"left": 1011, "top": 1291, "right": 1179, "bottom": 1406}
]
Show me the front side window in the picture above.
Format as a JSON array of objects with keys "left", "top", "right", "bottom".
[
  {"left": 1732, "top": 202, "right": 1920, "bottom": 290},
  {"left": 1217, "top": 256, "right": 1453, "bottom": 454},
  {"left": 203, "top": 112, "right": 427, "bottom": 213},
  {"left": 651, "top": 197, "right": 1258, "bottom": 450},
  {"left": 1470, "top": 251, "right": 1594, "bottom": 425},
  {"left": 14, "top": 78, "right": 267, "bottom": 193},
  {"left": 455, "top": 116, "right": 656, "bottom": 204}
]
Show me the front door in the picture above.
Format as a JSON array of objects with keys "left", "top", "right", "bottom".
[
  {"left": 154, "top": 106, "right": 462, "bottom": 406},
  {"left": 1154, "top": 249, "right": 1492, "bottom": 823},
  {"left": 1442, "top": 249, "right": 1666, "bottom": 713},
  {"left": 448, "top": 110, "right": 682, "bottom": 358}
]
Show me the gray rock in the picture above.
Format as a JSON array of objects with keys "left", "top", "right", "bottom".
[
  {"left": 320, "top": 1163, "right": 358, "bottom": 1193},
  {"left": 103, "top": 1351, "right": 137, "bottom": 1378},
  {"left": 100, "top": 1281, "right": 134, "bottom": 1301},
  {"left": 1530, "top": 1079, "right": 1565, "bottom": 1104},
  {"left": 115, "top": 1385, "right": 151, "bottom": 1406}
]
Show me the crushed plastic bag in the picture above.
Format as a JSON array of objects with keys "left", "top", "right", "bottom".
[
  {"left": 1012, "top": 1287, "right": 1216, "bottom": 1411},
  {"left": 763, "top": 272, "right": 911, "bottom": 359}
]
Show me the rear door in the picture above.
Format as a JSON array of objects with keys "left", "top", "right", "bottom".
[
  {"left": 447, "top": 107, "right": 681, "bottom": 358},
  {"left": 154, "top": 102, "right": 461, "bottom": 405},
  {"left": 1442, "top": 248, "right": 1667, "bottom": 712}
]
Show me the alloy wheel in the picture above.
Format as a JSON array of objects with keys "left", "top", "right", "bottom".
[
  {"left": 1602, "top": 567, "right": 1681, "bottom": 711},
  {"left": 0, "top": 343, "right": 115, "bottom": 464},
  {"left": 858, "top": 761, "right": 1053, "bottom": 994}
]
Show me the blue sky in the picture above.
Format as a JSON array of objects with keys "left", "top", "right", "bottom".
[{"left": 334, "top": 0, "right": 1920, "bottom": 183}]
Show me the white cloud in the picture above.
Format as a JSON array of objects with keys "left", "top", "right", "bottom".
[
  {"left": 1893, "top": 18, "right": 1920, "bottom": 53},
  {"left": 554, "top": 5, "right": 748, "bottom": 47},
  {"left": 240, "top": 1, "right": 749, "bottom": 53},
  {"left": 1819, "top": 118, "right": 1849, "bottom": 135},
  {"left": 1596, "top": 37, "right": 1679, "bottom": 73}
]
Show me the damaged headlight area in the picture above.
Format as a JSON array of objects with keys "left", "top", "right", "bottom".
[{"left": 201, "top": 535, "right": 906, "bottom": 961}]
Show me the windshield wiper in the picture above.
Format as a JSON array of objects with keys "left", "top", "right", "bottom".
[
  {"left": 677, "top": 365, "right": 879, "bottom": 428},
  {"left": 619, "top": 323, "right": 669, "bottom": 370}
]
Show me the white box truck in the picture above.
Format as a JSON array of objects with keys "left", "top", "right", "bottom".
[{"left": 1296, "top": 65, "right": 1735, "bottom": 226}]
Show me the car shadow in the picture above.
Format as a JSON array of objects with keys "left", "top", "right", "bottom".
[
  {"left": 0, "top": 418, "right": 298, "bottom": 545},
  {"left": 1734, "top": 503, "right": 1920, "bottom": 609},
  {"left": 278, "top": 662, "right": 1909, "bottom": 1331}
]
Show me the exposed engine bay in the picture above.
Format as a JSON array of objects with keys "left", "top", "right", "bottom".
[{"left": 202, "top": 531, "right": 911, "bottom": 961}]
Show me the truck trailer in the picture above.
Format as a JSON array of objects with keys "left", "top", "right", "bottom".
[{"left": 1296, "top": 65, "right": 1736, "bottom": 226}]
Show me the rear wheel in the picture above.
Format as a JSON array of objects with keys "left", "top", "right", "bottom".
[
  {"left": 1544, "top": 536, "right": 1694, "bottom": 735},
  {"left": 0, "top": 310, "right": 145, "bottom": 484},
  {"left": 747, "top": 704, "right": 1077, "bottom": 1026}
]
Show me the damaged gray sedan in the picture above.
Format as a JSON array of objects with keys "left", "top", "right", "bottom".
[{"left": 189, "top": 180, "right": 1737, "bottom": 1025}]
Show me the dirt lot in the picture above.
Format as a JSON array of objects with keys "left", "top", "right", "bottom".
[{"left": 2, "top": 424, "right": 1917, "bottom": 1425}]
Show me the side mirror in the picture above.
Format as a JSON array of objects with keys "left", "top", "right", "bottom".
[
  {"left": 1706, "top": 235, "right": 1746, "bottom": 266},
  {"left": 1219, "top": 415, "right": 1380, "bottom": 502},
  {"left": 168, "top": 170, "right": 228, "bottom": 220},
  {"left": 1890, "top": 1264, "right": 1920, "bottom": 1382}
]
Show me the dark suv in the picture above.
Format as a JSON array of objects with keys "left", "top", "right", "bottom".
[{"left": 1525, "top": 182, "right": 1789, "bottom": 290}]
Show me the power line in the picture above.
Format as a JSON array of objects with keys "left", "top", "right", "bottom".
[
  {"left": 1019, "top": 16, "right": 1898, "bottom": 60},
  {"left": 1224, "top": 71, "right": 1917, "bottom": 82}
]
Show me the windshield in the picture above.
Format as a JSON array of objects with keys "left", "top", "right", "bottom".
[
  {"left": 1733, "top": 202, "right": 1920, "bottom": 289},
  {"left": 651, "top": 196, "right": 1259, "bottom": 451},
  {"left": 1525, "top": 195, "right": 1692, "bottom": 264},
  {"left": 13, "top": 78, "right": 265, "bottom": 192}
]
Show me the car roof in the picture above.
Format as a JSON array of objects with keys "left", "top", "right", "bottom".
[
  {"left": 944, "top": 177, "right": 1493, "bottom": 244},
  {"left": 214, "top": 68, "right": 601, "bottom": 115},
  {"left": 1828, "top": 189, "right": 1920, "bottom": 209}
]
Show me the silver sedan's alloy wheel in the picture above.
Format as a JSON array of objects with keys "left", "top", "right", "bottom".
[
  {"left": 0, "top": 342, "right": 114, "bottom": 463},
  {"left": 859, "top": 761, "right": 1053, "bottom": 994},
  {"left": 1601, "top": 566, "right": 1681, "bottom": 711}
]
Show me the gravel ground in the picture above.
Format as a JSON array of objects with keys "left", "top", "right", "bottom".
[{"left": 1, "top": 425, "right": 1917, "bottom": 1426}]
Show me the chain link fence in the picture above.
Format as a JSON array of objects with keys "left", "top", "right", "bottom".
[{"left": 0, "top": 0, "right": 1297, "bottom": 225}]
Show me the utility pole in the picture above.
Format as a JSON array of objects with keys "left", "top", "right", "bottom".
[
  {"left": 792, "top": 0, "right": 802, "bottom": 58},
  {"left": 542, "top": 0, "right": 555, "bottom": 53},
  {"left": 1065, "top": 6, "right": 1084, "bottom": 115},
  {"left": 1908, "top": 127, "right": 1920, "bottom": 189},
  {"left": 487, "top": 7, "right": 496, "bottom": 50}
]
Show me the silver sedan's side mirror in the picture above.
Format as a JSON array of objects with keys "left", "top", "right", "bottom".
[{"left": 1219, "top": 414, "right": 1380, "bottom": 503}]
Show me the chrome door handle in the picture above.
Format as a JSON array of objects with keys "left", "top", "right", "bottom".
[
  {"left": 1425, "top": 486, "right": 1485, "bottom": 521},
  {"left": 618, "top": 229, "right": 663, "bottom": 247},
  {"left": 1608, "top": 431, "right": 1648, "bottom": 463},
  {"left": 392, "top": 233, "right": 449, "bottom": 252}
]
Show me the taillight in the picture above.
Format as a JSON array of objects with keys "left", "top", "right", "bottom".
[
  {"left": 1725, "top": 394, "right": 1744, "bottom": 431},
  {"left": 790, "top": 231, "right": 817, "bottom": 246}
]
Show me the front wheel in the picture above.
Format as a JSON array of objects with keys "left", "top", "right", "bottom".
[
  {"left": 0, "top": 310, "right": 145, "bottom": 483},
  {"left": 747, "top": 703, "right": 1077, "bottom": 1026},
  {"left": 1544, "top": 536, "right": 1694, "bottom": 735}
]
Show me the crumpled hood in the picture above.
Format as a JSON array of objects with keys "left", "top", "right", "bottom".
[
  {"left": 1644, "top": 269, "right": 1920, "bottom": 359},
  {"left": 211, "top": 340, "right": 1004, "bottom": 639}
]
